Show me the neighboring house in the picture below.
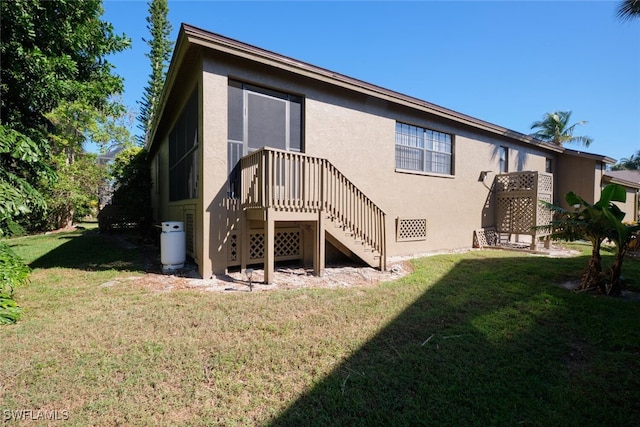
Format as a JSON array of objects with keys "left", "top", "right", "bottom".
[
  {"left": 555, "top": 149, "right": 638, "bottom": 222},
  {"left": 147, "top": 24, "right": 620, "bottom": 281},
  {"left": 97, "top": 146, "right": 124, "bottom": 209},
  {"left": 555, "top": 148, "right": 615, "bottom": 208},
  {"left": 603, "top": 170, "right": 640, "bottom": 222}
]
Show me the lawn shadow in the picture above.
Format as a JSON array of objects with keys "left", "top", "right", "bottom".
[
  {"left": 270, "top": 253, "right": 640, "bottom": 426},
  {"left": 29, "top": 229, "right": 151, "bottom": 272}
]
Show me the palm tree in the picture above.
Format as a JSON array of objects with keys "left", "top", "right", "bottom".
[
  {"left": 611, "top": 150, "right": 640, "bottom": 170},
  {"left": 530, "top": 111, "right": 593, "bottom": 147},
  {"left": 618, "top": 0, "right": 640, "bottom": 21},
  {"left": 542, "top": 184, "right": 640, "bottom": 295}
]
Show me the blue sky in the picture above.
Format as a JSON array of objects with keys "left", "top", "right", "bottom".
[{"left": 102, "top": 0, "right": 640, "bottom": 163}]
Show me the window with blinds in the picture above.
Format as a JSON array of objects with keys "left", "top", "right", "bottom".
[{"left": 395, "top": 122, "right": 453, "bottom": 175}]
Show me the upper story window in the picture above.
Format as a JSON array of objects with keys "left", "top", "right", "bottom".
[
  {"left": 499, "top": 146, "right": 509, "bottom": 173},
  {"left": 228, "top": 80, "right": 302, "bottom": 154},
  {"left": 545, "top": 158, "right": 553, "bottom": 173},
  {"left": 227, "top": 80, "right": 303, "bottom": 197},
  {"left": 169, "top": 88, "right": 198, "bottom": 201},
  {"left": 395, "top": 122, "right": 453, "bottom": 175}
]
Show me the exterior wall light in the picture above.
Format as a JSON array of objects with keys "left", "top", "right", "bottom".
[
  {"left": 478, "top": 171, "right": 492, "bottom": 182},
  {"left": 479, "top": 171, "right": 493, "bottom": 190}
]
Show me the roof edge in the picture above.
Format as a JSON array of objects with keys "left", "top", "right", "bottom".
[
  {"left": 603, "top": 171, "right": 640, "bottom": 189},
  {"left": 147, "top": 24, "right": 191, "bottom": 151},
  {"left": 603, "top": 175, "right": 640, "bottom": 189},
  {"left": 181, "top": 24, "right": 563, "bottom": 153},
  {"left": 563, "top": 148, "right": 616, "bottom": 165}
]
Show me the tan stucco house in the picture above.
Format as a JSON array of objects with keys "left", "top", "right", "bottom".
[
  {"left": 555, "top": 151, "right": 638, "bottom": 222},
  {"left": 603, "top": 170, "right": 640, "bottom": 222},
  {"left": 147, "top": 24, "right": 621, "bottom": 281},
  {"left": 556, "top": 148, "right": 614, "bottom": 209}
]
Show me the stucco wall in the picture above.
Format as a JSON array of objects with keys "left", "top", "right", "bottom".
[
  {"left": 556, "top": 155, "right": 605, "bottom": 208},
  {"left": 193, "top": 50, "right": 555, "bottom": 268},
  {"left": 615, "top": 188, "right": 639, "bottom": 223},
  {"left": 306, "top": 96, "right": 554, "bottom": 255},
  {"left": 149, "top": 57, "right": 207, "bottom": 273}
]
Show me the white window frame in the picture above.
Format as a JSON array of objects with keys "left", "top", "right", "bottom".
[
  {"left": 499, "top": 146, "right": 509, "bottom": 173},
  {"left": 395, "top": 122, "right": 453, "bottom": 176}
]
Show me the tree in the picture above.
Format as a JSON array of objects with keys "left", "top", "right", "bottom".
[
  {"left": 544, "top": 184, "right": 640, "bottom": 295},
  {"left": 110, "top": 147, "right": 152, "bottom": 221},
  {"left": 1, "top": 0, "right": 130, "bottom": 139},
  {"left": 611, "top": 150, "right": 640, "bottom": 170},
  {"left": 618, "top": 0, "right": 640, "bottom": 21},
  {"left": 0, "top": 126, "right": 54, "bottom": 236},
  {"left": 43, "top": 98, "right": 135, "bottom": 229},
  {"left": 0, "top": 0, "right": 131, "bottom": 231},
  {"left": 137, "top": 0, "right": 173, "bottom": 145},
  {"left": 529, "top": 111, "right": 593, "bottom": 147},
  {"left": 44, "top": 153, "right": 109, "bottom": 230},
  {"left": 98, "top": 147, "right": 152, "bottom": 233}
]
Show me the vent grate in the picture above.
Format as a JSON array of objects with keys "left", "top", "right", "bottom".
[
  {"left": 185, "top": 213, "right": 195, "bottom": 256},
  {"left": 397, "top": 218, "right": 427, "bottom": 241}
]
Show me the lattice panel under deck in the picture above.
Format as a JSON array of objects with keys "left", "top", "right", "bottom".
[
  {"left": 227, "top": 229, "right": 303, "bottom": 266},
  {"left": 397, "top": 218, "right": 427, "bottom": 241},
  {"left": 274, "top": 231, "right": 301, "bottom": 257},
  {"left": 249, "top": 233, "right": 265, "bottom": 260},
  {"left": 228, "top": 233, "right": 238, "bottom": 262},
  {"left": 249, "top": 230, "right": 301, "bottom": 260}
]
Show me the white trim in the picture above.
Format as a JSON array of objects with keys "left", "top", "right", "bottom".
[{"left": 394, "top": 168, "right": 456, "bottom": 179}]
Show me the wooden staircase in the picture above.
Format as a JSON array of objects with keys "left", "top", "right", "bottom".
[
  {"left": 324, "top": 213, "right": 382, "bottom": 268},
  {"left": 240, "top": 147, "right": 386, "bottom": 273}
]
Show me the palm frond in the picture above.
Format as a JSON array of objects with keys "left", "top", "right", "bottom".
[
  {"left": 529, "top": 110, "right": 592, "bottom": 146},
  {"left": 569, "top": 135, "right": 594, "bottom": 147},
  {"left": 618, "top": 0, "right": 640, "bottom": 21},
  {"left": 539, "top": 199, "right": 568, "bottom": 215}
]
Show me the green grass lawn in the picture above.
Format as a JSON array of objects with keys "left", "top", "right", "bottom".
[{"left": 2, "top": 227, "right": 640, "bottom": 426}]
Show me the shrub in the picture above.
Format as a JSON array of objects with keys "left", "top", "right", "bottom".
[
  {"left": 106, "top": 146, "right": 152, "bottom": 234},
  {"left": 0, "top": 241, "right": 30, "bottom": 324},
  {"left": 4, "top": 219, "right": 26, "bottom": 237}
]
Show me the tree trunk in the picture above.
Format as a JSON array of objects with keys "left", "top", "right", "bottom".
[
  {"left": 59, "top": 209, "right": 73, "bottom": 230},
  {"left": 580, "top": 239, "right": 604, "bottom": 291},
  {"left": 607, "top": 246, "right": 628, "bottom": 296},
  {"left": 55, "top": 203, "right": 74, "bottom": 230}
]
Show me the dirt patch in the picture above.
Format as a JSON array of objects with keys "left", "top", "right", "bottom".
[
  {"left": 485, "top": 244, "right": 582, "bottom": 258},
  {"left": 558, "top": 279, "right": 581, "bottom": 291},
  {"left": 99, "top": 235, "right": 583, "bottom": 293},
  {"left": 104, "top": 261, "right": 414, "bottom": 293},
  {"left": 556, "top": 278, "right": 640, "bottom": 302}
]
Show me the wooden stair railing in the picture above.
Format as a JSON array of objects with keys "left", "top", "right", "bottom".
[{"left": 240, "top": 147, "right": 386, "bottom": 270}]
